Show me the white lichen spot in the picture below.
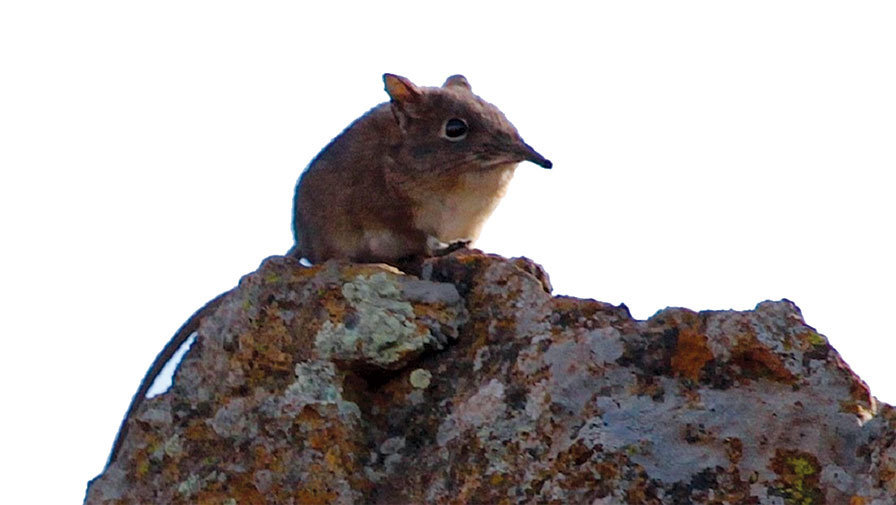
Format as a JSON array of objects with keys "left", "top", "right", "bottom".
[
  {"left": 473, "top": 346, "right": 490, "bottom": 372},
  {"left": 574, "top": 417, "right": 608, "bottom": 450},
  {"left": 407, "top": 389, "right": 425, "bottom": 405},
  {"left": 437, "top": 379, "right": 506, "bottom": 446},
  {"left": 383, "top": 453, "right": 403, "bottom": 472},
  {"left": 253, "top": 469, "right": 274, "bottom": 493},
  {"left": 364, "top": 465, "right": 384, "bottom": 483},
  {"left": 380, "top": 436, "right": 406, "bottom": 455},
  {"left": 458, "top": 379, "right": 506, "bottom": 427},
  {"left": 820, "top": 464, "right": 854, "bottom": 493},
  {"left": 436, "top": 417, "right": 459, "bottom": 447},
  {"left": 410, "top": 368, "right": 432, "bottom": 389},
  {"left": 337, "top": 398, "right": 362, "bottom": 420},
  {"left": 525, "top": 379, "right": 550, "bottom": 421},
  {"left": 591, "top": 495, "right": 624, "bottom": 505},
  {"left": 137, "top": 405, "right": 173, "bottom": 427},
  {"left": 587, "top": 326, "right": 624, "bottom": 364},
  {"left": 208, "top": 471, "right": 227, "bottom": 483}
]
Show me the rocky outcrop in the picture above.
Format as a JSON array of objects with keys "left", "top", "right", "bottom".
[{"left": 86, "top": 251, "right": 896, "bottom": 504}]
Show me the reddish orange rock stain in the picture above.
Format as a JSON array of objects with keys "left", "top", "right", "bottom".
[
  {"left": 732, "top": 334, "right": 796, "bottom": 384},
  {"left": 668, "top": 313, "right": 714, "bottom": 381}
]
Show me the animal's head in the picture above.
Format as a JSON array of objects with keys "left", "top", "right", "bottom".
[{"left": 383, "top": 73, "right": 552, "bottom": 175}]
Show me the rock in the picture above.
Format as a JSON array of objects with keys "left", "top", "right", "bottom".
[{"left": 85, "top": 251, "right": 896, "bottom": 504}]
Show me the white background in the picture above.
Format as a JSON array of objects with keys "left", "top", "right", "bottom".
[{"left": 1, "top": 2, "right": 894, "bottom": 503}]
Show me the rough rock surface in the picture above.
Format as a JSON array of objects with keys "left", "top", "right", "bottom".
[{"left": 86, "top": 251, "right": 896, "bottom": 504}]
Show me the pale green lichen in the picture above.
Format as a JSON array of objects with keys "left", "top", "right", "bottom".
[
  {"left": 288, "top": 361, "right": 340, "bottom": 404},
  {"left": 286, "top": 361, "right": 361, "bottom": 421},
  {"left": 410, "top": 368, "right": 432, "bottom": 389},
  {"left": 774, "top": 453, "right": 822, "bottom": 505},
  {"left": 805, "top": 330, "right": 826, "bottom": 346},
  {"left": 163, "top": 433, "right": 183, "bottom": 459},
  {"left": 315, "top": 273, "right": 435, "bottom": 369},
  {"left": 177, "top": 474, "right": 201, "bottom": 498},
  {"left": 789, "top": 455, "right": 816, "bottom": 478}
]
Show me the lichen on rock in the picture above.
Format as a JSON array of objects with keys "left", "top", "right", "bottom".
[
  {"left": 315, "top": 272, "right": 467, "bottom": 371},
  {"left": 86, "top": 251, "right": 896, "bottom": 505}
]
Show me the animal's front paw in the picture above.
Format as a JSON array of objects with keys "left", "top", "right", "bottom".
[{"left": 427, "top": 236, "right": 472, "bottom": 257}]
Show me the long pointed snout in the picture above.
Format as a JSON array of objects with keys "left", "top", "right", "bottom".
[{"left": 515, "top": 140, "right": 552, "bottom": 169}]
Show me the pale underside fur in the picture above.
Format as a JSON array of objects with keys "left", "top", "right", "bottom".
[{"left": 361, "top": 163, "right": 517, "bottom": 260}]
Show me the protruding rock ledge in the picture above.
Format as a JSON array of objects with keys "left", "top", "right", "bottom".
[{"left": 86, "top": 251, "right": 896, "bottom": 505}]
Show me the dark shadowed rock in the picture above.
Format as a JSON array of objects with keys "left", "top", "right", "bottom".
[{"left": 86, "top": 251, "right": 896, "bottom": 504}]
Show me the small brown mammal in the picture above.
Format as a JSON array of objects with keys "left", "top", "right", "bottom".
[
  {"left": 293, "top": 73, "right": 551, "bottom": 264},
  {"left": 101, "top": 73, "right": 551, "bottom": 470}
]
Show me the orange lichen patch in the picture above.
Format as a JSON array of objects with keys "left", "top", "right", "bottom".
[
  {"left": 233, "top": 305, "right": 307, "bottom": 388},
  {"left": 129, "top": 432, "right": 166, "bottom": 479},
  {"left": 251, "top": 445, "right": 285, "bottom": 475},
  {"left": 595, "top": 460, "right": 620, "bottom": 481},
  {"left": 839, "top": 400, "right": 876, "bottom": 421},
  {"left": 324, "top": 444, "right": 356, "bottom": 474},
  {"left": 184, "top": 418, "right": 215, "bottom": 444},
  {"left": 732, "top": 334, "right": 796, "bottom": 384},
  {"left": 485, "top": 316, "right": 519, "bottom": 343},
  {"left": 625, "top": 471, "right": 658, "bottom": 505},
  {"left": 849, "top": 496, "right": 867, "bottom": 505},
  {"left": 671, "top": 326, "right": 714, "bottom": 381},
  {"left": 133, "top": 450, "right": 151, "bottom": 478},
  {"left": 297, "top": 407, "right": 343, "bottom": 450},
  {"left": 665, "top": 311, "right": 713, "bottom": 381},
  {"left": 412, "top": 303, "right": 448, "bottom": 321},
  {"left": 160, "top": 456, "right": 182, "bottom": 485},
  {"left": 630, "top": 374, "right": 665, "bottom": 399},
  {"left": 511, "top": 256, "right": 552, "bottom": 292},
  {"left": 724, "top": 437, "right": 744, "bottom": 464},
  {"left": 453, "top": 467, "right": 485, "bottom": 504},
  {"left": 293, "top": 468, "right": 340, "bottom": 505},
  {"left": 877, "top": 459, "right": 896, "bottom": 488},
  {"left": 239, "top": 326, "right": 293, "bottom": 368},
  {"left": 295, "top": 409, "right": 364, "bottom": 480},
  {"left": 192, "top": 469, "right": 270, "bottom": 505},
  {"left": 451, "top": 250, "right": 488, "bottom": 266},
  {"left": 538, "top": 442, "right": 629, "bottom": 502},
  {"left": 557, "top": 439, "right": 596, "bottom": 467},
  {"left": 317, "top": 285, "right": 350, "bottom": 324},
  {"left": 849, "top": 377, "right": 874, "bottom": 405}
]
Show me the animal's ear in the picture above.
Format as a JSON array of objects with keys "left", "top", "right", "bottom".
[
  {"left": 384, "top": 74, "right": 422, "bottom": 104},
  {"left": 442, "top": 74, "right": 471, "bottom": 92},
  {"left": 384, "top": 73, "right": 422, "bottom": 132}
]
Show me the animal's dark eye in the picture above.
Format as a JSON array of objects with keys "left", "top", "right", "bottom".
[{"left": 443, "top": 118, "right": 468, "bottom": 140}]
